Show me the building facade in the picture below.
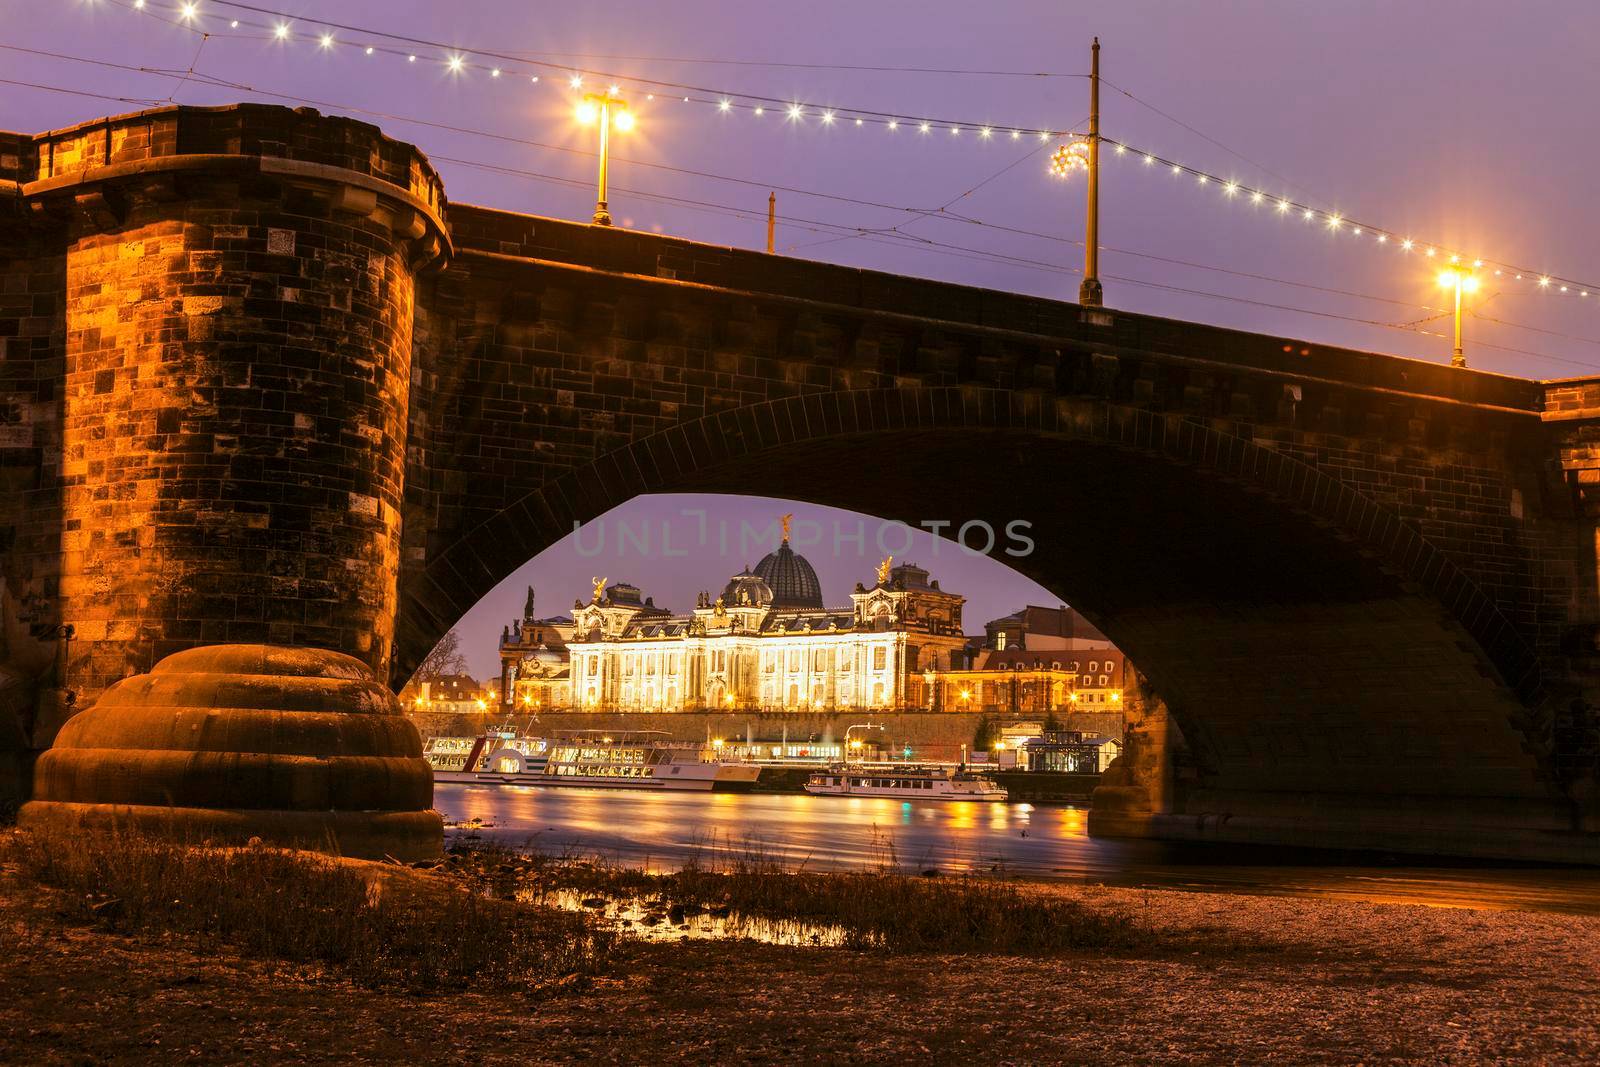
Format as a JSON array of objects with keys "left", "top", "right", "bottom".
[
  {"left": 497, "top": 586, "right": 575, "bottom": 712},
  {"left": 564, "top": 536, "right": 966, "bottom": 713}
]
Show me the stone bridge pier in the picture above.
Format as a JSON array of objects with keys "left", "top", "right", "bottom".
[
  {"left": 1, "top": 106, "right": 447, "bottom": 858},
  {"left": 3, "top": 103, "right": 1600, "bottom": 862}
]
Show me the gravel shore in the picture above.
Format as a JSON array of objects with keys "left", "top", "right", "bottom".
[{"left": 3, "top": 864, "right": 1597, "bottom": 1064}]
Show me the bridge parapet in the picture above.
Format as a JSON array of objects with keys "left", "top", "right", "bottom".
[{"left": 448, "top": 205, "right": 1544, "bottom": 412}]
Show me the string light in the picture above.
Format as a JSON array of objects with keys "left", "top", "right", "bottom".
[
  {"left": 114, "top": 0, "right": 1076, "bottom": 144},
  {"left": 96, "top": 0, "right": 1600, "bottom": 307},
  {"left": 1098, "top": 136, "right": 1600, "bottom": 305}
]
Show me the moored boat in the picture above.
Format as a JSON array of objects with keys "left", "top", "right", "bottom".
[
  {"left": 804, "top": 763, "right": 1009, "bottom": 801},
  {"left": 539, "top": 732, "right": 761, "bottom": 792},
  {"left": 422, "top": 727, "right": 549, "bottom": 783}
]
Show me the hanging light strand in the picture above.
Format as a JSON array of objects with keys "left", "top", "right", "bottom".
[
  {"left": 94, "top": 0, "right": 1600, "bottom": 305},
  {"left": 111, "top": 0, "right": 1075, "bottom": 139},
  {"left": 1098, "top": 136, "right": 1588, "bottom": 299}
]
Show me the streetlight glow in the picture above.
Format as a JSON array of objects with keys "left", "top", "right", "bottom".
[
  {"left": 576, "top": 91, "right": 632, "bottom": 225},
  {"left": 1437, "top": 266, "right": 1478, "bottom": 367}
]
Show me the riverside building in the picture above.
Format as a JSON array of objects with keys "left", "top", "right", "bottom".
[
  {"left": 497, "top": 586, "right": 576, "bottom": 712},
  {"left": 563, "top": 526, "right": 966, "bottom": 713}
]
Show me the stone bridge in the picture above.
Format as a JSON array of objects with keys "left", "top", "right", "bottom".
[{"left": 2, "top": 104, "right": 1598, "bottom": 861}]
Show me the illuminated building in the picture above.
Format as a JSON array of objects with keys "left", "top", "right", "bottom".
[
  {"left": 564, "top": 525, "right": 965, "bottom": 712},
  {"left": 496, "top": 586, "right": 575, "bottom": 712},
  {"left": 406, "top": 674, "right": 497, "bottom": 715}
]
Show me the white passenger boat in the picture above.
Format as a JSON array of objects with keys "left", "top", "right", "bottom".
[
  {"left": 804, "top": 764, "right": 1009, "bottom": 802},
  {"left": 539, "top": 732, "right": 761, "bottom": 792},
  {"left": 423, "top": 728, "right": 549, "bottom": 784}
]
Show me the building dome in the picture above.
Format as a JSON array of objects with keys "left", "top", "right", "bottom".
[
  {"left": 751, "top": 540, "right": 824, "bottom": 609},
  {"left": 720, "top": 572, "right": 774, "bottom": 608}
]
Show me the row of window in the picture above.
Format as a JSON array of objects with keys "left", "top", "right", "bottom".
[
  {"left": 814, "top": 777, "right": 936, "bottom": 790},
  {"left": 585, "top": 645, "right": 894, "bottom": 676},
  {"left": 550, "top": 764, "right": 656, "bottom": 778}
]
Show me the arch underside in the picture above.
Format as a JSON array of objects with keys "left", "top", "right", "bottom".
[
  {"left": 398, "top": 390, "right": 1576, "bottom": 846},
  {"left": 673, "top": 431, "right": 1548, "bottom": 803}
]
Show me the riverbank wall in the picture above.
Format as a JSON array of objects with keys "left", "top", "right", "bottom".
[{"left": 408, "top": 710, "right": 1125, "bottom": 762}]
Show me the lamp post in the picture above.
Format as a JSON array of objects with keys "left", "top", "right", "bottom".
[
  {"left": 1438, "top": 265, "right": 1479, "bottom": 368},
  {"left": 576, "top": 90, "right": 634, "bottom": 226},
  {"left": 1079, "top": 36, "right": 1103, "bottom": 307}
]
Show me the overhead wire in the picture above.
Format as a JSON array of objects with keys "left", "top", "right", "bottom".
[{"left": 13, "top": 19, "right": 1600, "bottom": 372}]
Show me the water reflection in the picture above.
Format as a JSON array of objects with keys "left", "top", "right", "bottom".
[
  {"left": 531, "top": 888, "right": 848, "bottom": 948},
  {"left": 436, "top": 783, "right": 1600, "bottom": 915}
]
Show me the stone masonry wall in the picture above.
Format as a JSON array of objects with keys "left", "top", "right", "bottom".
[{"left": 4, "top": 106, "right": 449, "bottom": 744}]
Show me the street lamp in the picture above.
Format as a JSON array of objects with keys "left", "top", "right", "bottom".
[
  {"left": 575, "top": 90, "right": 634, "bottom": 226},
  {"left": 1437, "top": 265, "right": 1479, "bottom": 369}
]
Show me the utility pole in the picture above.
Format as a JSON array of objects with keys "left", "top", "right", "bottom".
[
  {"left": 766, "top": 192, "right": 776, "bottom": 253},
  {"left": 1078, "top": 37, "right": 1104, "bottom": 307}
]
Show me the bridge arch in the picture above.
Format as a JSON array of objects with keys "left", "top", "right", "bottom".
[{"left": 398, "top": 385, "right": 1561, "bottom": 824}]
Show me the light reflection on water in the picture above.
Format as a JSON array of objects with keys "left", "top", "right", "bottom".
[
  {"left": 436, "top": 783, "right": 1600, "bottom": 915},
  {"left": 530, "top": 888, "right": 849, "bottom": 947}
]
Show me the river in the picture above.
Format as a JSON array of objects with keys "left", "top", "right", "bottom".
[{"left": 435, "top": 782, "right": 1600, "bottom": 915}]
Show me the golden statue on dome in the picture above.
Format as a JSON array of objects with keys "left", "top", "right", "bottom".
[{"left": 780, "top": 513, "right": 794, "bottom": 542}]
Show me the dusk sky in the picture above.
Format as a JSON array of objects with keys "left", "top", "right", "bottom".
[{"left": 7, "top": 1, "right": 1599, "bottom": 675}]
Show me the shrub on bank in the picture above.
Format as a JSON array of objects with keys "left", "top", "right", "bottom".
[{"left": 4, "top": 826, "right": 612, "bottom": 992}]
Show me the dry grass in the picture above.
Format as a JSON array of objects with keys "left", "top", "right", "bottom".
[
  {"left": 456, "top": 843, "right": 1150, "bottom": 954},
  {"left": 3, "top": 825, "right": 614, "bottom": 993}
]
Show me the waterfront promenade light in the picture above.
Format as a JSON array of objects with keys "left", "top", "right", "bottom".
[
  {"left": 1437, "top": 265, "right": 1479, "bottom": 368},
  {"left": 575, "top": 90, "right": 633, "bottom": 226}
]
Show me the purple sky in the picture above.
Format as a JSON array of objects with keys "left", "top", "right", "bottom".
[{"left": 8, "top": 1, "right": 1600, "bottom": 674}]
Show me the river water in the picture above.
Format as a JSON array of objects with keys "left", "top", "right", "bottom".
[{"left": 435, "top": 782, "right": 1600, "bottom": 915}]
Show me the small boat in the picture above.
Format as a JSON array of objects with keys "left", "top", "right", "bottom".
[
  {"left": 539, "top": 732, "right": 761, "bottom": 792},
  {"left": 804, "top": 763, "right": 1009, "bottom": 802}
]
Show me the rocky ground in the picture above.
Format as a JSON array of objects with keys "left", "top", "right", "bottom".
[{"left": 2, "top": 858, "right": 1598, "bottom": 1064}]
